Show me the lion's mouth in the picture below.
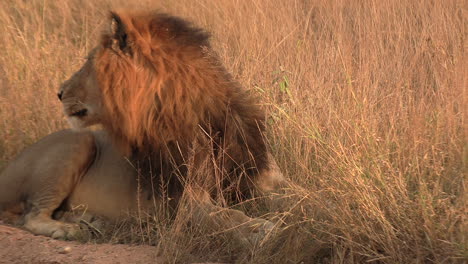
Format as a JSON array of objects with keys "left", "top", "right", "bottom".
[{"left": 70, "top": 109, "right": 88, "bottom": 117}]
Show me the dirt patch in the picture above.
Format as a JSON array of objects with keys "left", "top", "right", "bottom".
[{"left": 0, "top": 224, "right": 160, "bottom": 264}]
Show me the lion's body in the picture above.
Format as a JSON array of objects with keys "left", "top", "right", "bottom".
[
  {"left": 0, "top": 129, "right": 156, "bottom": 237},
  {"left": 65, "top": 130, "right": 152, "bottom": 220},
  {"left": 0, "top": 11, "right": 285, "bottom": 239},
  {"left": 0, "top": 130, "right": 96, "bottom": 217}
]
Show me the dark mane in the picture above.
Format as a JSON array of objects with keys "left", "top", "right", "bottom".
[
  {"left": 149, "top": 13, "right": 211, "bottom": 47},
  {"left": 96, "top": 10, "right": 269, "bottom": 202}
]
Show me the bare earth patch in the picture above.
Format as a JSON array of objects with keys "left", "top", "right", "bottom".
[{"left": 0, "top": 224, "right": 160, "bottom": 264}]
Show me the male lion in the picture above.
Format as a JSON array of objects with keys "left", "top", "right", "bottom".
[{"left": 0, "top": 11, "right": 286, "bottom": 240}]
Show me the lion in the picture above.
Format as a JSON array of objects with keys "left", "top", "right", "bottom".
[{"left": 0, "top": 10, "right": 286, "bottom": 240}]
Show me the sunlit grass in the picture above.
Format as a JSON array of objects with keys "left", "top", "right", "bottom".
[{"left": 0, "top": 0, "right": 465, "bottom": 263}]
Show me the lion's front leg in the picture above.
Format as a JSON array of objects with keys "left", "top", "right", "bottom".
[
  {"left": 254, "top": 153, "right": 289, "bottom": 193},
  {"left": 181, "top": 188, "right": 274, "bottom": 244}
]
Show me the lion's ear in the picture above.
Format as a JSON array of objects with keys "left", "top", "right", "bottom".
[{"left": 110, "top": 12, "right": 131, "bottom": 54}]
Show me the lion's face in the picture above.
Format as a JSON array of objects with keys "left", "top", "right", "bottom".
[
  {"left": 56, "top": 10, "right": 265, "bottom": 164},
  {"left": 54, "top": 11, "right": 272, "bottom": 199},
  {"left": 58, "top": 49, "right": 103, "bottom": 129},
  {"left": 56, "top": 11, "right": 216, "bottom": 151}
]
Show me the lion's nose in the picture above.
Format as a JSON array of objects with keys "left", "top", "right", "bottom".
[{"left": 57, "top": 91, "right": 63, "bottom": 101}]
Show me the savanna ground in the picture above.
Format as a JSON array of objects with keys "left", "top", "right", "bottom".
[{"left": 0, "top": 0, "right": 466, "bottom": 263}]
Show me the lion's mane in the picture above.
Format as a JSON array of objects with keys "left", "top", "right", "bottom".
[{"left": 93, "top": 11, "right": 269, "bottom": 196}]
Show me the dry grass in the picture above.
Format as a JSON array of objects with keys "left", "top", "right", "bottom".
[{"left": 0, "top": 0, "right": 466, "bottom": 263}]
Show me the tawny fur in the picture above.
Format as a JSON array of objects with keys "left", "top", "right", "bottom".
[
  {"left": 94, "top": 11, "right": 270, "bottom": 199},
  {"left": 0, "top": 10, "right": 285, "bottom": 240}
]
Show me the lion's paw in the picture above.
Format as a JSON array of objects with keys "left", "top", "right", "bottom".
[
  {"left": 245, "top": 218, "right": 276, "bottom": 243},
  {"left": 24, "top": 218, "right": 81, "bottom": 240},
  {"left": 50, "top": 223, "right": 80, "bottom": 240}
]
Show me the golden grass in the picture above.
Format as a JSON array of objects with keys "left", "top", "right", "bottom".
[{"left": 0, "top": 0, "right": 466, "bottom": 263}]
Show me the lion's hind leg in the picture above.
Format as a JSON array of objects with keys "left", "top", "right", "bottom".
[
  {"left": 2, "top": 130, "right": 97, "bottom": 239},
  {"left": 23, "top": 184, "right": 84, "bottom": 239},
  {"left": 23, "top": 211, "right": 80, "bottom": 239}
]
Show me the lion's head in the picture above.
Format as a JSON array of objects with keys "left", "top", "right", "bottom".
[
  {"left": 58, "top": 48, "right": 103, "bottom": 129},
  {"left": 59, "top": 10, "right": 268, "bottom": 185}
]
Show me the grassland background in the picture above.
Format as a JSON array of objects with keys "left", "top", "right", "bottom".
[{"left": 0, "top": 0, "right": 466, "bottom": 263}]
